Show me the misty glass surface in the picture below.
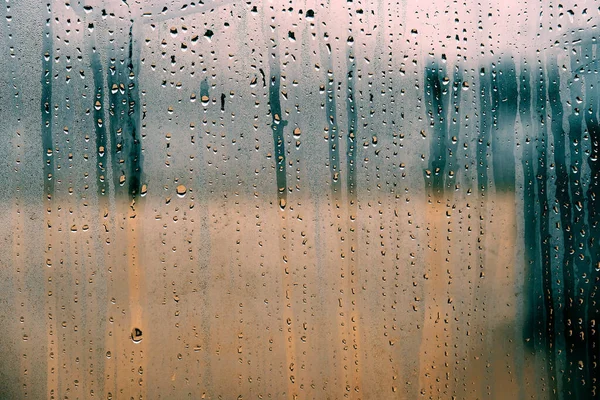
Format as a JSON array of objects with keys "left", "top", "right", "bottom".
[{"left": 0, "top": 0, "right": 599, "bottom": 399}]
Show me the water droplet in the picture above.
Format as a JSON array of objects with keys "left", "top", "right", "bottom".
[
  {"left": 131, "top": 328, "right": 143, "bottom": 343},
  {"left": 176, "top": 184, "right": 187, "bottom": 197}
]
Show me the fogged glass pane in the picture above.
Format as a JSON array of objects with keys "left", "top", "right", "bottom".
[{"left": 1, "top": 0, "right": 598, "bottom": 399}]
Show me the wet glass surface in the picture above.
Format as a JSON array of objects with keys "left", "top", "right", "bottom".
[{"left": 0, "top": 0, "right": 599, "bottom": 399}]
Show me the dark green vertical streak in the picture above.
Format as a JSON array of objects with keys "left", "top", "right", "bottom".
[
  {"left": 547, "top": 55, "right": 575, "bottom": 398},
  {"left": 41, "top": 8, "right": 54, "bottom": 201},
  {"left": 445, "top": 66, "right": 463, "bottom": 191},
  {"left": 519, "top": 61, "right": 540, "bottom": 351},
  {"left": 324, "top": 57, "right": 341, "bottom": 198},
  {"left": 107, "top": 41, "right": 124, "bottom": 197},
  {"left": 535, "top": 61, "right": 557, "bottom": 398},
  {"left": 423, "top": 62, "right": 449, "bottom": 197},
  {"left": 268, "top": 58, "right": 287, "bottom": 205},
  {"left": 346, "top": 51, "right": 357, "bottom": 202},
  {"left": 89, "top": 30, "right": 109, "bottom": 199},
  {"left": 125, "top": 22, "right": 142, "bottom": 199},
  {"left": 495, "top": 59, "right": 517, "bottom": 192},
  {"left": 107, "top": 21, "right": 142, "bottom": 200},
  {"left": 583, "top": 45, "right": 600, "bottom": 397},
  {"left": 478, "top": 67, "right": 491, "bottom": 193},
  {"left": 490, "top": 64, "right": 500, "bottom": 191},
  {"left": 567, "top": 48, "right": 587, "bottom": 399}
]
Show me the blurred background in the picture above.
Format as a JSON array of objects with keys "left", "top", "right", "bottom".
[{"left": 0, "top": 0, "right": 598, "bottom": 398}]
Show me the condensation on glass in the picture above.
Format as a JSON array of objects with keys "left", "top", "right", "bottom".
[{"left": 0, "top": 0, "right": 598, "bottom": 399}]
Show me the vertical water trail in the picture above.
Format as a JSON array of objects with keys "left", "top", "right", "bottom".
[
  {"left": 267, "top": 30, "right": 297, "bottom": 398},
  {"left": 90, "top": 29, "right": 109, "bottom": 199},
  {"left": 494, "top": 59, "right": 517, "bottom": 193},
  {"left": 446, "top": 64, "right": 463, "bottom": 191},
  {"left": 423, "top": 62, "right": 449, "bottom": 196},
  {"left": 474, "top": 63, "right": 493, "bottom": 395},
  {"left": 107, "top": 43, "right": 123, "bottom": 195},
  {"left": 547, "top": 53, "right": 573, "bottom": 398},
  {"left": 323, "top": 48, "right": 341, "bottom": 199},
  {"left": 268, "top": 59, "right": 288, "bottom": 208},
  {"left": 125, "top": 19, "right": 146, "bottom": 399},
  {"left": 534, "top": 58, "right": 557, "bottom": 397},
  {"left": 104, "top": 14, "right": 146, "bottom": 397},
  {"left": 477, "top": 66, "right": 491, "bottom": 194},
  {"left": 346, "top": 49, "right": 357, "bottom": 202},
  {"left": 345, "top": 38, "right": 361, "bottom": 396},
  {"left": 567, "top": 44, "right": 587, "bottom": 399},
  {"left": 125, "top": 22, "right": 143, "bottom": 199},
  {"left": 87, "top": 26, "right": 110, "bottom": 399},
  {"left": 107, "top": 21, "right": 143, "bottom": 199}
]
